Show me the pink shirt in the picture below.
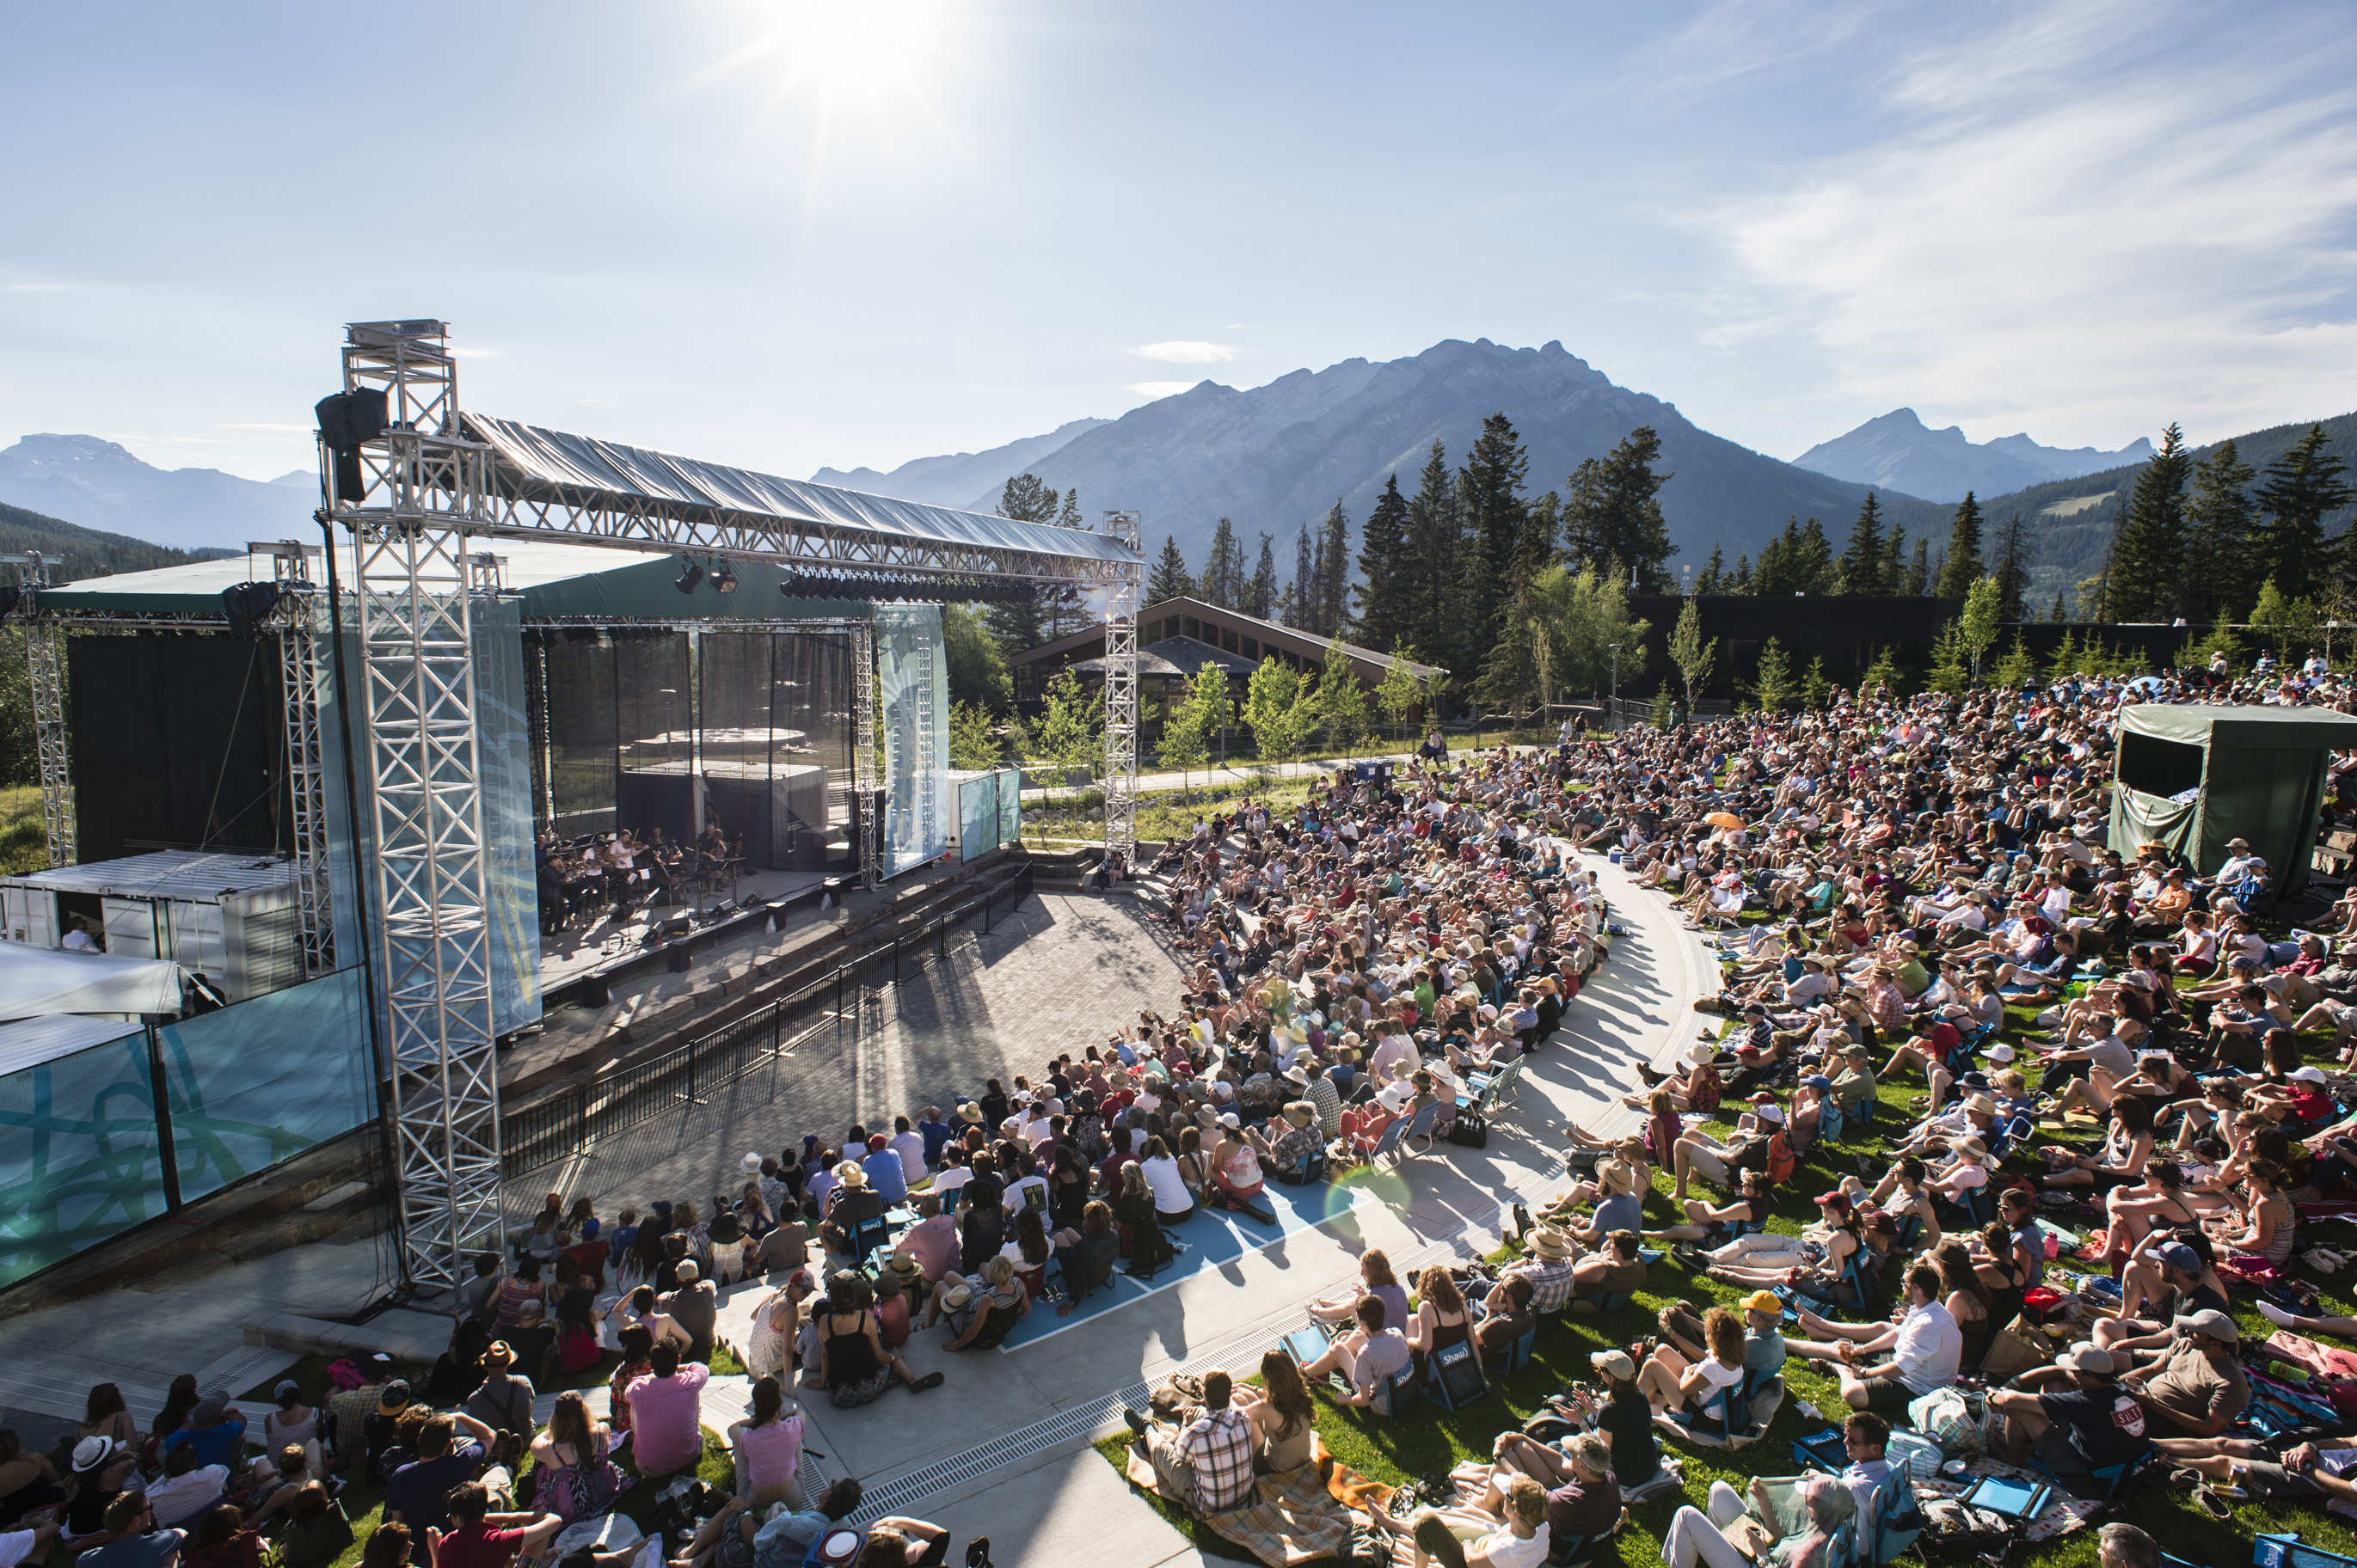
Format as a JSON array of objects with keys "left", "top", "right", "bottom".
[
  {"left": 735, "top": 1412, "right": 804, "bottom": 1488},
  {"left": 623, "top": 1363, "right": 709, "bottom": 1475}
]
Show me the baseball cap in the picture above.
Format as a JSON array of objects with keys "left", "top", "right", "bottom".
[
  {"left": 2175, "top": 1308, "right": 2239, "bottom": 1344},
  {"left": 2059, "top": 1344, "right": 2116, "bottom": 1375},
  {"left": 1590, "top": 1348, "right": 1636, "bottom": 1380},
  {"left": 1218, "top": 1111, "right": 1242, "bottom": 1129},
  {"left": 1742, "top": 1290, "right": 1783, "bottom": 1315},
  {"left": 2152, "top": 1240, "right": 2199, "bottom": 1274},
  {"left": 2293, "top": 1066, "right": 2329, "bottom": 1084},
  {"left": 1802, "top": 1074, "right": 1832, "bottom": 1093}
]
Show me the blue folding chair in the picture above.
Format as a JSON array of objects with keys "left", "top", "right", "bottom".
[
  {"left": 1422, "top": 1338, "right": 1489, "bottom": 1412},
  {"left": 1396, "top": 1102, "right": 1441, "bottom": 1160}
]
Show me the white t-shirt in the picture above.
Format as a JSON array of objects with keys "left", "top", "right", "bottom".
[
  {"left": 1139, "top": 1155, "right": 1193, "bottom": 1214},
  {"left": 1693, "top": 1357, "right": 1746, "bottom": 1392},
  {"left": 1469, "top": 1524, "right": 1552, "bottom": 1568},
  {"left": 1001, "top": 1174, "right": 1049, "bottom": 1214}
]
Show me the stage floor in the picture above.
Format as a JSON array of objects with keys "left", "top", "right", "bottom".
[{"left": 537, "top": 867, "right": 832, "bottom": 995}]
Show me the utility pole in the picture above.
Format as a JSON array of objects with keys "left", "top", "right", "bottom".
[{"left": 1608, "top": 642, "right": 1621, "bottom": 731}]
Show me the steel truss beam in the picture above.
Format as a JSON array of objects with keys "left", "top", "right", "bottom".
[
  {"left": 342, "top": 322, "right": 503, "bottom": 1290},
  {"left": 27, "top": 617, "right": 73, "bottom": 868},
  {"left": 1100, "top": 510, "right": 1141, "bottom": 866}
]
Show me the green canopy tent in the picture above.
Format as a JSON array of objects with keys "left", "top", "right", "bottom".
[{"left": 2108, "top": 703, "right": 2357, "bottom": 895}]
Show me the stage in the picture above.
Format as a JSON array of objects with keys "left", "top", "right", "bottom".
[{"left": 536, "top": 866, "right": 833, "bottom": 1000}]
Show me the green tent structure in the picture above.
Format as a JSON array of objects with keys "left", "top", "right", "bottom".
[{"left": 2108, "top": 703, "right": 2357, "bottom": 895}]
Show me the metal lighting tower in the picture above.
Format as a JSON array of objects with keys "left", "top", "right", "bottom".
[
  {"left": 338, "top": 321, "right": 504, "bottom": 1289},
  {"left": 261, "top": 542, "right": 337, "bottom": 978},
  {"left": 9, "top": 553, "right": 74, "bottom": 867},
  {"left": 1100, "top": 510, "right": 1141, "bottom": 864}
]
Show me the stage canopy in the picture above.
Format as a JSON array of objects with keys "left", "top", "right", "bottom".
[
  {"left": 2108, "top": 702, "right": 2357, "bottom": 893},
  {"left": 0, "top": 943, "right": 185, "bottom": 1025}
]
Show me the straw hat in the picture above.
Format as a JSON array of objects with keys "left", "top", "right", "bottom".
[
  {"left": 887, "top": 1255, "right": 924, "bottom": 1281},
  {"left": 1955, "top": 1137, "right": 1988, "bottom": 1162},
  {"left": 1529, "top": 1228, "right": 1573, "bottom": 1259},
  {"left": 1283, "top": 1101, "right": 1317, "bottom": 1128},
  {"left": 941, "top": 1281, "right": 973, "bottom": 1311},
  {"left": 1599, "top": 1160, "right": 1638, "bottom": 1195},
  {"left": 836, "top": 1161, "right": 868, "bottom": 1187}
]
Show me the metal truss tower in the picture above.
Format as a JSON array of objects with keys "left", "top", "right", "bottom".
[
  {"left": 261, "top": 542, "right": 336, "bottom": 978},
  {"left": 1100, "top": 510, "right": 1141, "bottom": 865},
  {"left": 851, "top": 622, "right": 880, "bottom": 889},
  {"left": 21, "top": 549, "right": 74, "bottom": 868},
  {"left": 338, "top": 321, "right": 504, "bottom": 1289}
]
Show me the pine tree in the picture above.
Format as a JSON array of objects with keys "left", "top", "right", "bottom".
[
  {"left": 985, "top": 474, "right": 1058, "bottom": 663},
  {"left": 1290, "top": 526, "right": 1315, "bottom": 630},
  {"left": 1989, "top": 512, "right": 2032, "bottom": 623},
  {"left": 1906, "top": 536, "right": 1931, "bottom": 597},
  {"left": 1313, "top": 500, "right": 1351, "bottom": 637},
  {"left": 1147, "top": 534, "right": 1193, "bottom": 607},
  {"left": 2108, "top": 424, "right": 2193, "bottom": 622},
  {"left": 1197, "top": 518, "right": 1246, "bottom": 609},
  {"left": 1561, "top": 426, "right": 1678, "bottom": 591},
  {"left": 2184, "top": 439, "right": 2258, "bottom": 622},
  {"left": 1461, "top": 413, "right": 1532, "bottom": 628},
  {"left": 1058, "top": 488, "right": 1083, "bottom": 529},
  {"left": 1936, "top": 492, "right": 1985, "bottom": 598},
  {"left": 1838, "top": 493, "right": 1886, "bottom": 595},
  {"left": 1353, "top": 474, "right": 1415, "bottom": 640},
  {"left": 2048, "top": 590, "right": 2068, "bottom": 623},
  {"left": 1753, "top": 518, "right": 1838, "bottom": 596},
  {"left": 1403, "top": 440, "right": 1467, "bottom": 673},
  {"left": 2256, "top": 425, "right": 2354, "bottom": 603},
  {"left": 1245, "top": 533, "right": 1279, "bottom": 622},
  {"left": 1693, "top": 545, "right": 1728, "bottom": 595},
  {"left": 1732, "top": 554, "right": 1753, "bottom": 592},
  {"left": 1881, "top": 524, "right": 1908, "bottom": 595}
]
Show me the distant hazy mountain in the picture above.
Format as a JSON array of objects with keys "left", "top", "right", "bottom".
[
  {"left": 0, "top": 497, "right": 209, "bottom": 581},
  {"left": 1795, "top": 408, "right": 2154, "bottom": 504},
  {"left": 834, "top": 339, "right": 1894, "bottom": 572},
  {"left": 0, "top": 434, "right": 319, "bottom": 554},
  {"left": 810, "top": 417, "right": 1110, "bottom": 509}
]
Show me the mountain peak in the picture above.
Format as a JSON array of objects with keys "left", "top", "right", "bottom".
[
  {"left": 6, "top": 432, "right": 144, "bottom": 469},
  {"left": 1795, "top": 410, "right": 2153, "bottom": 503},
  {"left": 0, "top": 433, "right": 319, "bottom": 552}
]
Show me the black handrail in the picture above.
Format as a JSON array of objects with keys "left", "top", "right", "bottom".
[{"left": 500, "top": 864, "right": 1034, "bottom": 1177}]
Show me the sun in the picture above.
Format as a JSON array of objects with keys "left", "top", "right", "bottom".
[{"left": 731, "top": 0, "right": 950, "bottom": 108}]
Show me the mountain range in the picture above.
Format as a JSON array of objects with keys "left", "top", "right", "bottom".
[
  {"left": 818, "top": 337, "right": 1921, "bottom": 576},
  {"left": 0, "top": 434, "right": 317, "bottom": 554},
  {"left": 1793, "top": 408, "right": 2154, "bottom": 503}
]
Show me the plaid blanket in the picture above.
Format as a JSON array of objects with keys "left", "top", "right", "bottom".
[{"left": 1120, "top": 1441, "right": 1358, "bottom": 1565}]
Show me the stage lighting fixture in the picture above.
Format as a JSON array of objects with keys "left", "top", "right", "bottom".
[
  {"left": 675, "top": 560, "right": 705, "bottom": 594},
  {"left": 712, "top": 561, "right": 739, "bottom": 594}
]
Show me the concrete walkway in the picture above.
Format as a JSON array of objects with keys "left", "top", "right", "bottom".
[{"left": 0, "top": 849, "right": 1705, "bottom": 1568}]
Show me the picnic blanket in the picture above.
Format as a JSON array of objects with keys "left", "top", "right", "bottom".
[
  {"left": 1917, "top": 1457, "right": 2100, "bottom": 1546},
  {"left": 1120, "top": 1440, "right": 1359, "bottom": 1566}
]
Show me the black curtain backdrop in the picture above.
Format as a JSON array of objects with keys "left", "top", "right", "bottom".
[{"left": 68, "top": 632, "right": 285, "bottom": 864}]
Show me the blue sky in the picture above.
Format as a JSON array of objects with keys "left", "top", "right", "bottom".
[{"left": 4, "top": 0, "right": 2355, "bottom": 484}]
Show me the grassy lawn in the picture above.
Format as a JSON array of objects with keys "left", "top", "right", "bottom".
[{"left": 1095, "top": 943, "right": 2352, "bottom": 1568}]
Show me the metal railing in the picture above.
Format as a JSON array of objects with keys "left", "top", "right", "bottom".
[{"left": 500, "top": 863, "right": 1035, "bottom": 1177}]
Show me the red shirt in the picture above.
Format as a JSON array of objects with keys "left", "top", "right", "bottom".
[{"left": 435, "top": 1524, "right": 528, "bottom": 1568}]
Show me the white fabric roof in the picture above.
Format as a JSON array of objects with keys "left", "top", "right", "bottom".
[
  {"left": 0, "top": 942, "right": 185, "bottom": 1024},
  {"left": 0, "top": 1012, "right": 144, "bottom": 1076}
]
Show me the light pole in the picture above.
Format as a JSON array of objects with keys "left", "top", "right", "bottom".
[{"left": 1608, "top": 643, "right": 1621, "bottom": 729}]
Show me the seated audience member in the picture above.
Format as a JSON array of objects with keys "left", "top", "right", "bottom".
[
  {"left": 1128, "top": 1370, "right": 1257, "bottom": 1518},
  {"left": 1990, "top": 1344, "right": 2151, "bottom": 1496},
  {"left": 1660, "top": 1471, "right": 1856, "bottom": 1568},
  {"left": 1298, "top": 1296, "right": 1415, "bottom": 1412},
  {"left": 1633, "top": 1306, "right": 1750, "bottom": 1427}
]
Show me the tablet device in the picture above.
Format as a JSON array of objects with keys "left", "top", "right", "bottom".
[{"left": 1961, "top": 1475, "right": 2049, "bottom": 1518}]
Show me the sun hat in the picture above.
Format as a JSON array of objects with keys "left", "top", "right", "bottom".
[
  {"left": 1742, "top": 1290, "right": 1783, "bottom": 1315},
  {"left": 956, "top": 1103, "right": 984, "bottom": 1124},
  {"left": 888, "top": 1255, "right": 924, "bottom": 1280},
  {"left": 1687, "top": 1040, "right": 1720, "bottom": 1066},
  {"left": 1590, "top": 1348, "right": 1636, "bottom": 1379},
  {"left": 71, "top": 1436, "right": 124, "bottom": 1473},
  {"left": 1599, "top": 1160, "right": 1638, "bottom": 1194},
  {"left": 1964, "top": 1093, "right": 1998, "bottom": 1116},
  {"left": 837, "top": 1161, "right": 868, "bottom": 1186},
  {"left": 1985, "top": 1044, "right": 2016, "bottom": 1063},
  {"left": 2059, "top": 1343, "right": 2116, "bottom": 1375},
  {"left": 1284, "top": 1101, "right": 1317, "bottom": 1127},
  {"left": 941, "top": 1281, "right": 973, "bottom": 1311},
  {"left": 742, "top": 1151, "right": 764, "bottom": 1173},
  {"left": 1955, "top": 1137, "right": 1988, "bottom": 1162},
  {"left": 1530, "top": 1228, "right": 1573, "bottom": 1259}
]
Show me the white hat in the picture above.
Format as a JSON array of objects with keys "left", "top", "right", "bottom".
[
  {"left": 1752, "top": 1101, "right": 1783, "bottom": 1124},
  {"left": 742, "top": 1151, "right": 764, "bottom": 1173},
  {"left": 2293, "top": 1065, "right": 2330, "bottom": 1084},
  {"left": 1218, "top": 1111, "right": 1242, "bottom": 1129},
  {"left": 1985, "top": 1044, "right": 2016, "bottom": 1063}
]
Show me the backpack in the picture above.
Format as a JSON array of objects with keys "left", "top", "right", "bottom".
[
  {"left": 327, "top": 1357, "right": 368, "bottom": 1392},
  {"left": 1764, "top": 1127, "right": 1796, "bottom": 1186}
]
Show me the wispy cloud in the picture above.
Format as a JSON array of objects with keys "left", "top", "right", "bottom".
[
  {"left": 1697, "top": 2, "right": 2357, "bottom": 447},
  {"left": 220, "top": 422, "right": 309, "bottom": 432},
  {"left": 1134, "top": 340, "right": 1236, "bottom": 364},
  {"left": 1128, "top": 381, "right": 1194, "bottom": 398}
]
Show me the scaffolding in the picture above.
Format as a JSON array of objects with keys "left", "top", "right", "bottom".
[
  {"left": 259, "top": 542, "right": 337, "bottom": 979},
  {"left": 852, "top": 621, "right": 879, "bottom": 889},
  {"left": 1101, "top": 510, "right": 1140, "bottom": 865}
]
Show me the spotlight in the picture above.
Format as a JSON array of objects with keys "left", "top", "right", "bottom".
[
  {"left": 713, "top": 561, "right": 739, "bottom": 594},
  {"left": 675, "top": 560, "right": 705, "bottom": 595}
]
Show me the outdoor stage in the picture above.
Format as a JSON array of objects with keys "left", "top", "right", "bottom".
[{"left": 535, "top": 865, "right": 832, "bottom": 996}]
